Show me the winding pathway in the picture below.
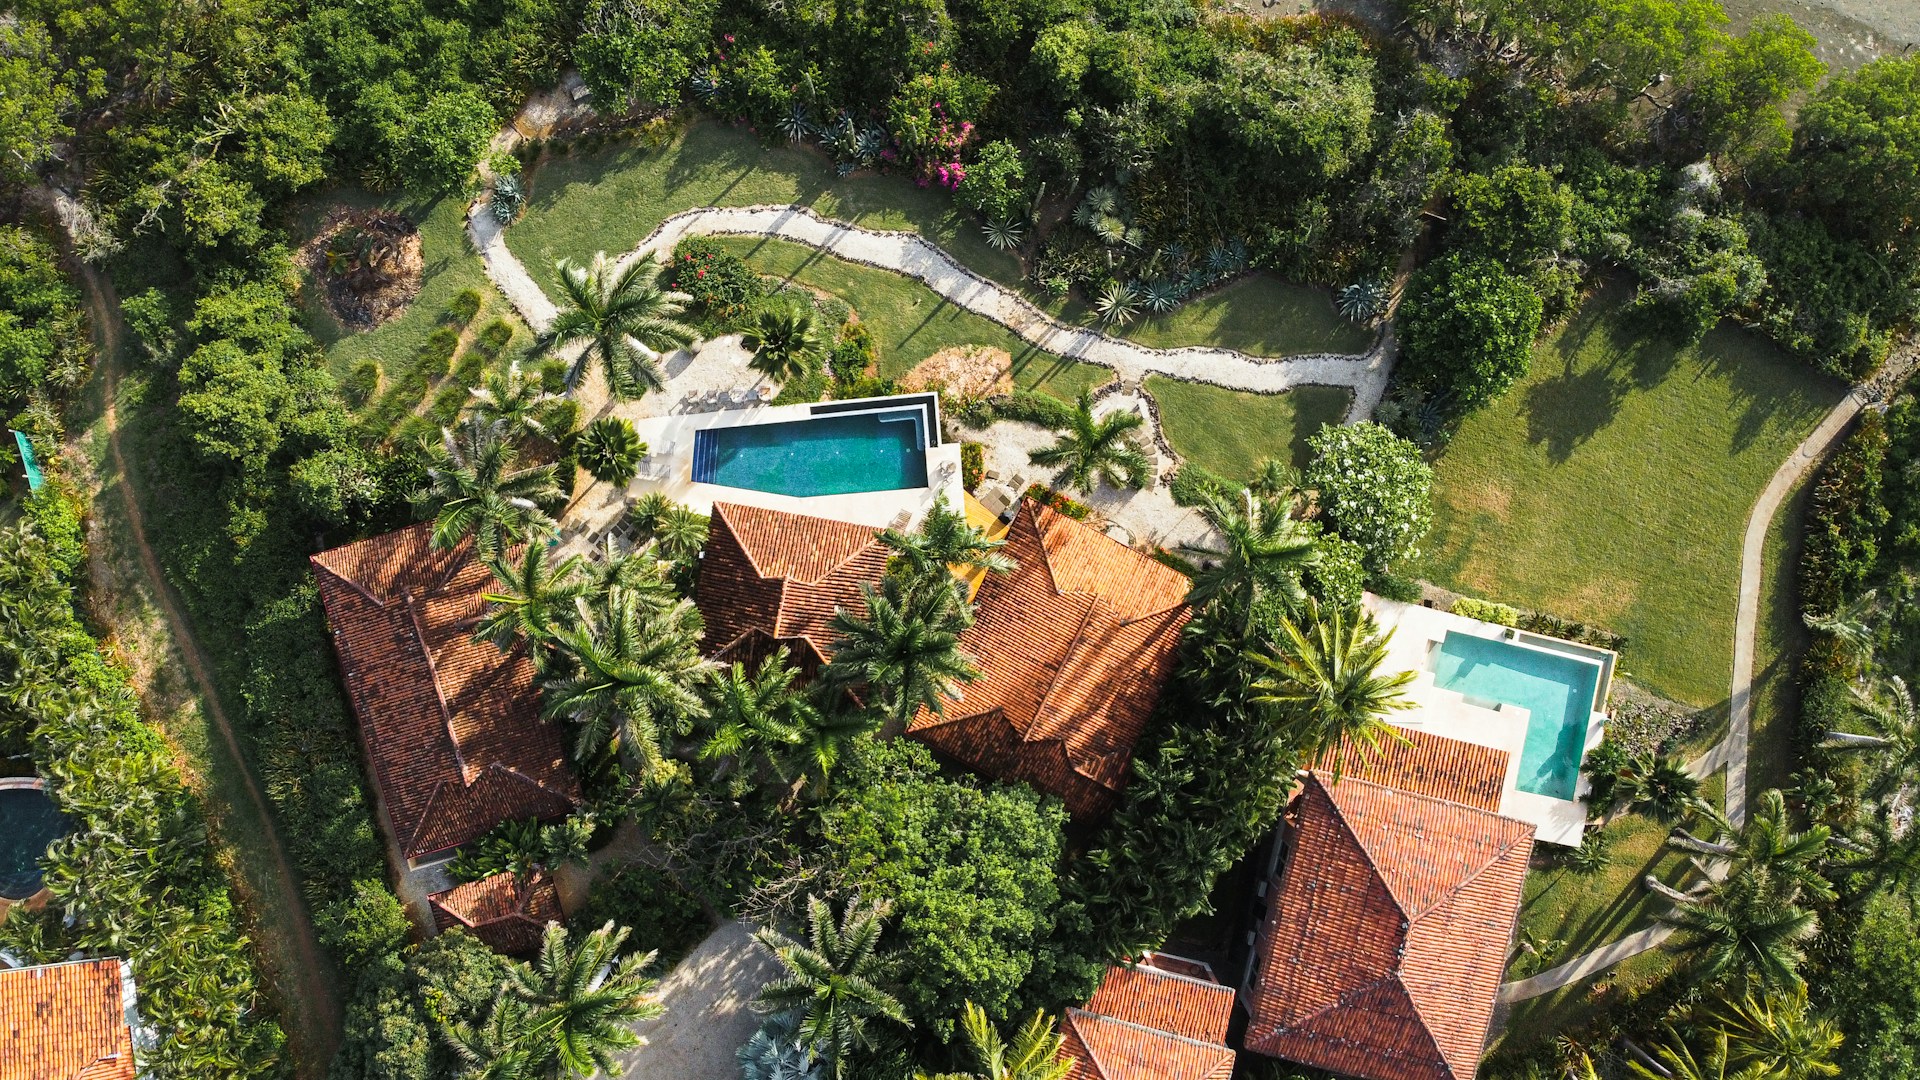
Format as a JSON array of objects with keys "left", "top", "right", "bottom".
[{"left": 469, "top": 204, "right": 1394, "bottom": 422}]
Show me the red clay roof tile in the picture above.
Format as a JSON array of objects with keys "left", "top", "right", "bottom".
[
  {"left": 0, "top": 958, "right": 136, "bottom": 1080},
  {"left": 908, "top": 502, "right": 1189, "bottom": 818},
  {"left": 1060, "top": 955, "right": 1236, "bottom": 1080},
  {"left": 429, "top": 869, "right": 564, "bottom": 956},
  {"left": 1245, "top": 774, "right": 1533, "bottom": 1080},
  {"left": 695, "top": 503, "right": 892, "bottom": 666},
  {"left": 1319, "top": 728, "right": 1510, "bottom": 813},
  {"left": 312, "top": 524, "right": 579, "bottom": 861}
]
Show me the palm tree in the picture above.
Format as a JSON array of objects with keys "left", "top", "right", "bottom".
[
  {"left": 446, "top": 995, "right": 538, "bottom": 1080},
  {"left": 1803, "top": 589, "right": 1877, "bottom": 676},
  {"left": 1628, "top": 1027, "right": 1776, "bottom": 1080},
  {"left": 475, "top": 543, "right": 589, "bottom": 670},
  {"left": 784, "top": 699, "right": 883, "bottom": 796},
  {"left": 1653, "top": 882, "right": 1817, "bottom": 989},
  {"left": 1667, "top": 789, "right": 1836, "bottom": 906},
  {"left": 629, "top": 497, "right": 710, "bottom": 562},
  {"left": 519, "top": 921, "right": 663, "bottom": 1079},
  {"left": 1833, "top": 801, "right": 1920, "bottom": 903},
  {"left": 1248, "top": 599, "right": 1415, "bottom": 766},
  {"left": 469, "top": 359, "right": 554, "bottom": 445},
  {"left": 700, "top": 654, "right": 809, "bottom": 774},
  {"left": 916, "top": 1002, "right": 1071, "bottom": 1080},
  {"left": 542, "top": 588, "right": 716, "bottom": 774},
  {"left": 745, "top": 302, "right": 825, "bottom": 382},
  {"left": 1179, "top": 487, "right": 1319, "bottom": 630},
  {"left": 573, "top": 417, "right": 646, "bottom": 487},
  {"left": 537, "top": 252, "right": 697, "bottom": 400},
  {"left": 1705, "top": 984, "right": 1843, "bottom": 1079},
  {"left": 821, "top": 575, "right": 980, "bottom": 730},
  {"left": 1825, "top": 675, "right": 1920, "bottom": 800},
  {"left": 878, "top": 495, "right": 1015, "bottom": 584},
  {"left": 753, "top": 895, "right": 911, "bottom": 1079},
  {"left": 1027, "top": 391, "right": 1151, "bottom": 493},
  {"left": 1613, "top": 752, "right": 1702, "bottom": 822},
  {"left": 415, "top": 415, "right": 563, "bottom": 556}
]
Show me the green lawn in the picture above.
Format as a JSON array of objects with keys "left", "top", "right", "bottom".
[
  {"left": 706, "top": 236, "right": 1108, "bottom": 400},
  {"left": 1413, "top": 286, "right": 1845, "bottom": 706},
  {"left": 507, "top": 120, "right": 1019, "bottom": 290},
  {"left": 1124, "top": 274, "right": 1374, "bottom": 356},
  {"left": 1145, "top": 377, "right": 1350, "bottom": 477}
]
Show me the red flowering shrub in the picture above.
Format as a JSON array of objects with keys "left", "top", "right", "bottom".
[{"left": 668, "top": 237, "right": 762, "bottom": 321}]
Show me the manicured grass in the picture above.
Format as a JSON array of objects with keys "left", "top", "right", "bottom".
[
  {"left": 286, "top": 189, "right": 535, "bottom": 384},
  {"left": 1145, "top": 377, "right": 1350, "bottom": 477},
  {"left": 1412, "top": 286, "right": 1845, "bottom": 706},
  {"left": 507, "top": 119, "right": 1019, "bottom": 289},
  {"left": 1749, "top": 469, "right": 1818, "bottom": 800},
  {"left": 1124, "top": 274, "right": 1374, "bottom": 356},
  {"left": 706, "top": 236, "right": 1108, "bottom": 400}
]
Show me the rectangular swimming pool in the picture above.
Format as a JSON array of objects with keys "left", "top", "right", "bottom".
[
  {"left": 1432, "top": 631, "right": 1602, "bottom": 800},
  {"left": 692, "top": 407, "right": 929, "bottom": 497}
]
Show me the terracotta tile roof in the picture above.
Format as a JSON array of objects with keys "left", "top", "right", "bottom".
[
  {"left": 695, "top": 503, "right": 892, "bottom": 667},
  {"left": 0, "top": 958, "right": 137, "bottom": 1080},
  {"left": 312, "top": 524, "right": 579, "bottom": 860},
  {"left": 429, "top": 869, "right": 564, "bottom": 955},
  {"left": 1245, "top": 774, "right": 1534, "bottom": 1080},
  {"left": 1318, "top": 728, "right": 1510, "bottom": 812},
  {"left": 908, "top": 502, "right": 1190, "bottom": 818},
  {"left": 1061, "top": 955, "right": 1235, "bottom": 1080}
]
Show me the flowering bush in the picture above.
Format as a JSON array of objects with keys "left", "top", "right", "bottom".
[
  {"left": 1305, "top": 421, "right": 1433, "bottom": 570},
  {"left": 668, "top": 237, "right": 762, "bottom": 321},
  {"left": 886, "top": 66, "right": 992, "bottom": 187},
  {"left": 1023, "top": 482, "right": 1091, "bottom": 520}
]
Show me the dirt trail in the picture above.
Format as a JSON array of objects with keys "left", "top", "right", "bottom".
[{"left": 70, "top": 262, "right": 343, "bottom": 1075}]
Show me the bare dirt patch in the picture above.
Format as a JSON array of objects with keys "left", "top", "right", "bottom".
[
  {"left": 303, "top": 209, "right": 424, "bottom": 330},
  {"left": 899, "top": 345, "right": 1013, "bottom": 401}
]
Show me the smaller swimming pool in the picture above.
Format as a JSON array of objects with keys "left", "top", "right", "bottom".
[
  {"left": 692, "top": 407, "right": 930, "bottom": 498},
  {"left": 0, "top": 781, "right": 70, "bottom": 900},
  {"left": 1432, "top": 632, "right": 1602, "bottom": 801}
]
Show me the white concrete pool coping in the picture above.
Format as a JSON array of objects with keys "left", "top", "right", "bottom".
[
  {"left": 1365, "top": 595, "right": 1610, "bottom": 848},
  {"left": 563, "top": 393, "right": 965, "bottom": 541}
]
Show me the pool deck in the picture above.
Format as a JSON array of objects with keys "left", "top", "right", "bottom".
[
  {"left": 561, "top": 395, "right": 966, "bottom": 545},
  {"left": 1365, "top": 596, "right": 1607, "bottom": 847}
]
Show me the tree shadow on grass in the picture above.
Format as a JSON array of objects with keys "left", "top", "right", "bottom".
[{"left": 1691, "top": 321, "right": 1846, "bottom": 458}]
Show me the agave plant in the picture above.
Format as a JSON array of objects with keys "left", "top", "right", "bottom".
[
  {"left": 490, "top": 173, "right": 525, "bottom": 225},
  {"left": 690, "top": 68, "right": 722, "bottom": 102},
  {"left": 740, "top": 1014, "right": 824, "bottom": 1080},
  {"left": 776, "top": 104, "right": 813, "bottom": 143},
  {"left": 1205, "top": 243, "right": 1234, "bottom": 275},
  {"left": 1072, "top": 186, "right": 1119, "bottom": 229},
  {"left": 1141, "top": 279, "right": 1180, "bottom": 313},
  {"left": 1094, "top": 281, "right": 1141, "bottom": 327},
  {"left": 1337, "top": 280, "right": 1390, "bottom": 322},
  {"left": 1161, "top": 241, "right": 1190, "bottom": 266},
  {"left": 983, "top": 217, "right": 1025, "bottom": 251}
]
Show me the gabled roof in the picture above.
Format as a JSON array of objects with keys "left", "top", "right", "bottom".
[
  {"left": 908, "top": 501, "right": 1190, "bottom": 818},
  {"left": 429, "top": 869, "right": 564, "bottom": 956},
  {"left": 694, "top": 503, "right": 892, "bottom": 668},
  {"left": 0, "top": 958, "right": 137, "bottom": 1080},
  {"left": 312, "top": 524, "right": 579, "bottom": 860},
  {"left": 1245, "top": 774, "right": 1534, "bottom": 1080},
  {"left": 1061, "top": 955, "right": 1235, "bottom": 1080},
  {"left": 1318, "top": 727, "right": 1510, "bottom": 812}
]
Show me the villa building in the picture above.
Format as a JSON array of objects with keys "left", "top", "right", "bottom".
[
  {"left": 313, "top": 524, "right": 580, "bottom": 866},
  {"left": 428, "top": 869, "right": 565, "bottom": 956},
  {"left": 1061, "top": 954, "right": 1237, "bottom": 1080},
  {"left": 907, "top": 501, "right": 1191, "bottom": 819},
  {"left": 1242, "top": 763, "right": 1534, "bottom": 1080},
  {"left": 0, "top": 957, "right": 141, "bottom": 1080}
]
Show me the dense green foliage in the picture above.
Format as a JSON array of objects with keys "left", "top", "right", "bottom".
[
  {"left": 1304, "top": 421, "right": 1433, "bottom": 571},
  {"left": 1398, "top": 253, "right": 1544, "bottom": 412},
  {"left": 0, "top": 228, "right": 91, "bottom": 413}
]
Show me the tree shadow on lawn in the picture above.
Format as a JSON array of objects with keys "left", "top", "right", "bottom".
[{"left": 1521, "top": 827, "right": 1692, "bottom": 968}]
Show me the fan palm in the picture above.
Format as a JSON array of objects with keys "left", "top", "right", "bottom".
[
  {"left": 1654, "top": 882, "right": 1817, "bottom": 989},
  {"left": 745, "top": 303, "right": 825, "bottom": 382},
  {"left": 1179, "top": 488, "right": 1319, "bottom": 631},
  {"left": 754, "top": 896, "right": 909, "bottom": 1078},
  {"left": 414, "top": 415, "right": 563, "bottom": 556},
  {"left": 469, "top": 359, "right": 553, "bottom": 444},
  {"left": 821, "top": 575, "right": 980, "bottom": 730},
  {"left": 1705, "top": 984, "right": 1843, "bottom": 1079},
  {"left": 1027, "top": 392, "right": 1151, "bottom": 494},
  {"left": 1248, "top": 599, "right": 1415, "bottom": 766},
  {"left": 1825, "top": 675, "right": 1920, "bottom": 800},
  {"left": 537, "top": 252, "right": 697, "bottom": 400},
  {"left": 475, "top": 543, "right": 589, "bottom": 669},
  {"left": 916, "top": 1002, "right": 1071, "bottom": 1080},
  {"left": 1667, "top": 789, "right": 1836, "bottom": 906},
  {"left": 542, "top": 587, "right": 716, "bottom": 774},
  {"left": 878, "top": 495, "right": 1015, "bottom": 584}
]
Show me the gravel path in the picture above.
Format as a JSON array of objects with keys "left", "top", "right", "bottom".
[
  {"left": 469, "top": 203, "right": 1393, "bottom": 422},
  {"left": 614, "top": 920, "right": 778, "bottom": 1080}
]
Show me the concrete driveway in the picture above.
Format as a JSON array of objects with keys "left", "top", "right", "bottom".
[{"left": 615, "top": 919, "right": 779, "bottom": 1080}]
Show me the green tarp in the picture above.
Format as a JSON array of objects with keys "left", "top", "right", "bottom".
[{"left": 12, "top": 429, "right": 43, "bottom": 491}]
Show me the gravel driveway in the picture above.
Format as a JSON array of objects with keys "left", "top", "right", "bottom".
[{"left": 614, "top": 920, "right": 778, "bottom": 1080}]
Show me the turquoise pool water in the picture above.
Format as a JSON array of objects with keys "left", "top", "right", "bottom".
[
  {"left": 0, "top": 785, "right": 69, "bottom": 899},
  {"left": 1432, "top": 632, "right": 1601, "bottom": 800},
  {"left": 692, "top": 408, "right": 929, "bottom": 497}
]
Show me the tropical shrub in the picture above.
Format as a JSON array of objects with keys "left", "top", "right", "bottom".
[
  {"left": 1452, "top": 596, "right": 1522, "bottom": 627},
  {"left": 961, "top": 441, "right": 985, "bottom": 489},
  {"left": 956, "top": 140, "right": 1028, "bottom": 222},
  {"left": 669, "top": 237, "right": 761, "bottom": 322},
  {"left": 1305, "top": 533, "right": 1368, "bottom": 611},
  {"left": 829, "top": 322, "right": 877, "bottom": 384},
  {"left": 1800, "top": 409, "right": 1888, "bottom": 617},
  {"left": 0, "top": 226, "right": 91, "bottom": 405},
  {"left": 1448, "top": 165, "right": 1576, "bottom": 271},
  {"left": 1398, "top": 253, "right": 1544, "bottom": 413},
  {"left": 1305, "top": 422, "right": 1434, "bottom": 571},
  {"left": 569, "top": 864, "right": 713, "bottom": 968},
  {"left": 575, "top": 0, "right": 717, "bottom": 107}
]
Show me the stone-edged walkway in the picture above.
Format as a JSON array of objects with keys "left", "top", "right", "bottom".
[
  {"left": 468, "top": 203, "right": 1394, "bottom": 423},
  {"left": 1497, "top": 388, "right": 1869, "bottom": 1004}
]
